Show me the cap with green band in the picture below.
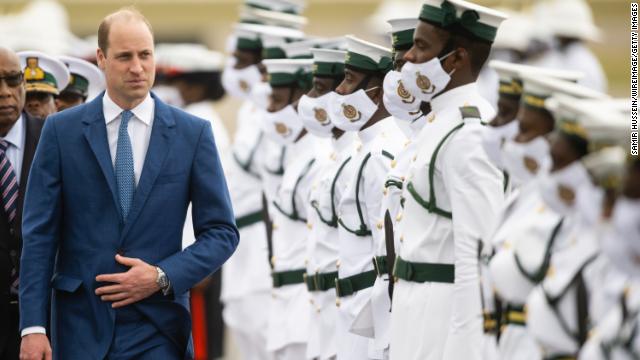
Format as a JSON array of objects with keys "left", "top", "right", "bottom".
[
  {"left": 18, "top": 50, "right": 70, "bottom": 96},
  {"left": 419, "top": 0, "right": 508, "bottom": 43},
  {"left": 244, "top": 0, "right": 305, "bottom": 15},
  {"left": 344, "top": 35, "right": 393, "bottom": 74},
  {"left": 520, "top": 72, "right": 605, "bottom": 111},
  {"left": 264, "top": 58, "right": 313, "bottom": 90},
  {"left": 311, "top": 48, "right": 346, "bottom": 78},
  {"left": 234, "top": 24, "right": 263, "bottom": 51},
  {"left": 57, "top": 55, "right": 105, "bottom": 99},
  {"left": 387, "top": 18, "right": 417, "bottom": 51}
]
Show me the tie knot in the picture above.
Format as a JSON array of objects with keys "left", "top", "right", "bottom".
[
  {"left": 0, "top": 139, "right": 8, "bottom": 152},
  {"left": 120, "top": 110, "right": 134, "bottom": 126}
]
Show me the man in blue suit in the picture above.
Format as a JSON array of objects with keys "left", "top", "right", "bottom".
[{"left": 18, "top": 7, "right": 239, "bottom": 360}]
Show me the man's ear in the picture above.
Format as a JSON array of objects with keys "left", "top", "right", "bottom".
[
  {"left": 96, "top": 49, "right": 106, "bottom": 71},
  {"left": 447, "top": 47, "right": 468, "bottom": 74}
]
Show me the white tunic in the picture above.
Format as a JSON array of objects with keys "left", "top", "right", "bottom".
[
  {"left": 305, "top": 132, "right": 356, "bottom": 360},
  {"left": 266, "top": 135, "right": 324, "bottom": 352},
  {"left": 390, "top": 83, "right": 502, "bottom": 360},
  {"left": 336, "top": 118, "right": 403, "bottom": 359}
]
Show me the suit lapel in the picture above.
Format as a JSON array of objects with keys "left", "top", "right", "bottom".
[
  {"left": 15, "top": 112, "right": 44, "bottom": 241},
  {"left": 82, "top": 95, "right": 121, "bottom": 218},
  {"left": 120, "top": 95, "right": 176, "bottom": 241}
]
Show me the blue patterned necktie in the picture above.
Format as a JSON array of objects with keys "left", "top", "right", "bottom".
[
  {"left": 0, "top": 139, "right": 20, "bottom": 295},
  {"left": 115, "top": 110, "right": 136, "bottom": 221}
]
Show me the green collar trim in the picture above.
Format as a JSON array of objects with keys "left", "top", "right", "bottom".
[
  {"left": 312, "top": 61, "right": 345, "bottom": 77},
  {"left": 345, "top": 51, "right": 392, "bottom": 74},
  {"left": 420, "top": 1, "right": 498, "bottom": 42}
]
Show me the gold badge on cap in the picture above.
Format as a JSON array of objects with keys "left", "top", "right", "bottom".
[
  {"left": 415, "top": 71, "right": 435, "bottom": 94},
  {"left": 313, "top": 107, "right": 330, "bottom": 125},
  {"left": 342, "top": 103, "right": 361, "bottom": 122},
  {"left": 275, "top": 122, "right": 291, "bottom": 137},
  {"left": 24, "top": 57, "right": 45, "bottom": 81},
  {"left": 397, "top": 80, "right": 416, "bottom": 104}
]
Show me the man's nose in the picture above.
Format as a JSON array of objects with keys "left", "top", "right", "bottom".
[{"left": 129, "top": 57, "right": 143, "bottom": 74}]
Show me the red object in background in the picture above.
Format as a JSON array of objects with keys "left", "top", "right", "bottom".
[{"left": 191, "top": 288, "right": 208, "bottom": 360}]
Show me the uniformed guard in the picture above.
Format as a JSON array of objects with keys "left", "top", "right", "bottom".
[
  {"left": 525, "top": 96, "right": 630, "bottom": 360},
  {"left": 330, "top": 35, "right": 403, "bottom": 360},
  {"left": 489, "top": 74, "right": 607, "bottom": 360},
  {"left": 300, "top": 47, "right": 353, "bottom": 360},
  {"left": 388, "top": 1, "right": 507, "bottom": 359},
  {"left": 17, "top": 50, "right": 69, "bottom": 119},
  {"left": 55, "top": 55, "right": 105, "bottom": 112},
  {"left": 260, "top": 58, "right": 319, "bottom": 360}
]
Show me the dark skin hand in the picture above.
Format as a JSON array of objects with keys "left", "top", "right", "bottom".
[{"left": 334, "top": 68, "right": 387, "bottom": 131}]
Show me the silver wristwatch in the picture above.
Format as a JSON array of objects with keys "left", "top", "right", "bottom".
[{"left": 155, "top": 266, "right": 171, "bottom": 295}]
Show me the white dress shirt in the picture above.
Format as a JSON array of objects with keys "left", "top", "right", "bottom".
[
  {"left": 103, "top": 92, "right": 155, "bottom": 185},
  {"left": 22, "top": 93, "right": 155, "bottom": 338},
  {"left": 0, "top": 114, "right": 25, "bottom": 184}
]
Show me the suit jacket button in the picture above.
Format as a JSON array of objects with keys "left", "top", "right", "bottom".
[
  {"left": 9, "top": 228, "right": 15, "bottom": 236},
  {"left": 117, "top": 248, "right": 124, "bottom": 256}
]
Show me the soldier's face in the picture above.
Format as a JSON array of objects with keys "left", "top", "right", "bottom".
[
  {"left": 307, "top": 77, "right": 335, "bottom": 98},
  {"left": 232, "top": 49, "right": 261, "bottom": 70},
  {"left": 97, "top": 19, "right": 155, "bottom": 107},
  {"left": 55, "top": 91, "right": 85, "bottom": 112},
  {"left": 403, "top": 21, "right": 449, "bottom": 65},
  {"left": 0, "top": 50, "right": 25, "bottom": 133},
  {"left": 513, "top": 106, "right": 554, "bottom": 144},
  {"left": 267, "top": 86, "right": 293, "bottom": 113},
  {"left": 548, "top": 133, "right": 583, "bottom": 172},
  {"left": 335, "top": 68, "right": 382, "bottom": 103},
  {"left": 490, "top": 96, "right": 519, "bottom": 126},
  {"left": 623, "top": 161, "right": 640, "bottom": 199},
  {"left": 25, "top": 92, "right": 56, "bottom": 119}
]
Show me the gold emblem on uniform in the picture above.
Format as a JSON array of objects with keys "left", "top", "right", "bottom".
[
  {"left": 523, "top": 156, "right": 539, "bottom": 174},
  {"left": 24, "top": 57, "right": 45, "bottom": 81},
  {"left": 342, "top": 103, "right": 361, "bottom": 122},
  {"left": 397, "top": 80, "right": 415, "bottom": 104},
  {"left": 313, "top": 107, "right": 330, "bottom": 125},
  {"left": 275, "top": 122, "right": 291, "bottom": 137},
  {"left": 415, "top": 71, "right": 435, "bottom": 94},
  {"left": 239, "top": 79, "right": 250, "bottom": 92},
  {"left": 557, "top": 184, "right": 575, "bottom": 205}
]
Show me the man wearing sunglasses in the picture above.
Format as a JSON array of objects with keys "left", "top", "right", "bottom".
[{"left": 0, "top": 47, "right": 45, "bottom": 360}]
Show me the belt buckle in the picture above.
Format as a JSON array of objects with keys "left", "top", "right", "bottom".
[{"left": 372, "top": 257, "right": 380, "bottom": 276}]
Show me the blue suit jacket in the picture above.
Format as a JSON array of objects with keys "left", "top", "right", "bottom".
[{"left": 18, "top": 93, "right": 239, "bottom": 359}]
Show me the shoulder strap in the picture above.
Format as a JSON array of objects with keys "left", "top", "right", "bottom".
[
  {"left": 405, "top": 122, "right": 465, "bottom": 220},
  {"left": 514, "top": 218, "right": 564, "bottom": 283},
  {"left": 264, "top": 145, "right": 287, "bottom": 175},
  {"left": 338, "top": 152, "right": 373, "bottom": 236},
  {"left": 232, "top": 131, "right": 264, "bottom": 179},
  {"left": 273, "top": 158, "right": 315, "bottom": 223}
]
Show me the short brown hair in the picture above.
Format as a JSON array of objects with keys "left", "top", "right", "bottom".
[{"left": 98, "top": 6, "right": 154, "bottom": 54}]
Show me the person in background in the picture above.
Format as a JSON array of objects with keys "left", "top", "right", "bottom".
[
  {"left": 17, "top": 51, "right": 69, "bottom": 119},
  {"left": 55, "top": 55, "right": 105, "bottom": 112}
]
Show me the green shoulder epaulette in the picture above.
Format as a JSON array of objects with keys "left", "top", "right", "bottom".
[{"left": 459, "top": 106, "right": 481, "bottom": 120}]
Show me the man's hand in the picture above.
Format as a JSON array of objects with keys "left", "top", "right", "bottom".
[
  {"left": 20, "top": 334, "right": 52, "bottom": 360},
  {"left": 95, "top": 254, "right": 160, "bottom": 308}
]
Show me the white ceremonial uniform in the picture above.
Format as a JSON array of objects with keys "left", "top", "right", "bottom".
[
  {"left": 336, "top": 118, "right": 403, "bottom": 360},
  {"left": 305, "top": 132, "right": 357, "bottom": 360},
  {"left": 220, "top": 101, "right": 273, "bottom": 360},
  {"left": 390, "top": 83, "right": 502, "bottom": 360},
  {"left": 558, "top": 42, "right": 607, "bottom": 93},
  {"left": 266, "top": 135, "right": 324, "bottom": 359},
  {"left": 488, "top": 182, "right": 565, "bottom": 360},
  {"left": 261, "top": 135, "right": 292, "bottom": 216},
  {"left": 526, "top": 217, "right": 626, "bottom": 359}
]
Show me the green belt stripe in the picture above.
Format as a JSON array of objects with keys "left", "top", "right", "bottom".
[
  {"left": 393, "top": 256, "right": 454, "bottom": 283},
  {"left": 305, "top": 271, "right": 339, "bottom": 292},
  {"left": 372, "top": 256, "right": 388, "bottom": 277},
  {"left": 235, "top": 211, "right": 263, "bottom": 229},
  {"left": 272, "top": 269, "right": 306, "bottom": 288},
  {"left": 335, "top": 270, "right": 377, "bottom": 297}
]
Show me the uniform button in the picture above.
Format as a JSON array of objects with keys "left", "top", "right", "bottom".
[
  {"left": 335, "top": 298, "right": 341, "bottom": 307},
  {"left": 307, "top": 222, "right": 313, "bottom": 229},
  {"left": 336, "top": 260, "right": 341, "bottom": 269},
  {"left": 309, "top": 298, "right": 315, "bottom": 305},
  {"left": 404, "top": 140, "right": 411, "bottom": 148},
  {"left": 270, "top": 256, "right": 276, "bottom": 266},
  {"left": 376, "top": 222, "right": 383, "bottom": 230},
  {"left": 356, "top": 144, "right": 362, "bottom": 152},
  {"left": 304, "top": 258, "right": 309, "bottom": 266},
  {"left": 383, "top": 188, "right": 388, "bottom": 196},
  {"left": 316, "top": 307, "right": 321, "bottom": 314},
  {"left": 272, "top": 223, "right": 279, "bottom": 230},
  {"left": 396, "top": 212, "right": 403, "bottom": 222},
  {"left": 412, "top": 155, "right": 417, "bottom": 162},
  {"left": 399, "top": 235, "right": 404, "bottom": 242},
  {"left": 391, "top": 160, "right": 397, "bottom": 168}
]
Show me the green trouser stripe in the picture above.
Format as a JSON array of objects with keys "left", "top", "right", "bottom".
[
  {"left": 272, "top": 269, "right": 306, "bottom": 288},
  {"left": 305, "top": 271, "right": 339, "bottom": 292},
  {"left": 235, "top": 211, "right": 263, "bottom": 229},
  {"left": 335, "top": 270, "right": 376, "bottom": 297},
  {"left": 372, "top": 256, "right": 388, "bottom": 277},
  {"left": 393, "top": 256, "right": 454, "bottom": 284}
]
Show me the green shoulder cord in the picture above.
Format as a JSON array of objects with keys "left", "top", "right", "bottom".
[
  {"left": 232, "top": 131, "right": 264, "bottom": 179},
  {"left": 311, "top": 156, "right": 352, "bottom": 228},
  {"left": 273, "top": 158, "right": 316, "bottom": 223},
  {"left": 264, "top": 145, "right": 287, "bottom": 176},
  {"left": 514, "top": 218, "right": 564, "bottom": 284}
]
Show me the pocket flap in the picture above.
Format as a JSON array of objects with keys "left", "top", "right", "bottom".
[{"left": 50, "top": 274, "right": 83, "bottom": 293}]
